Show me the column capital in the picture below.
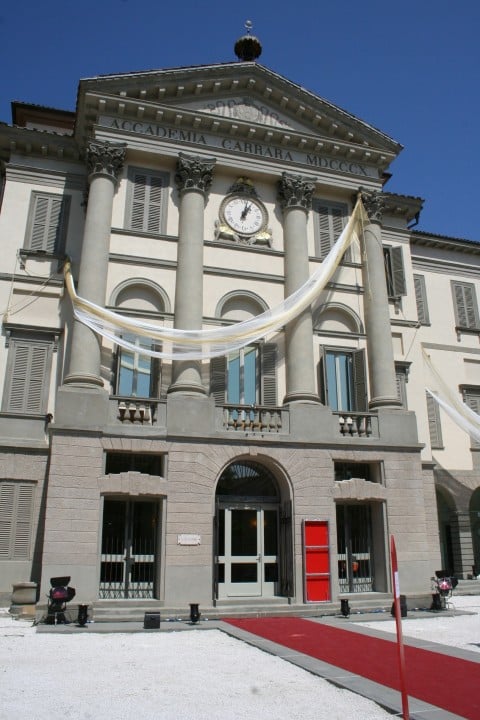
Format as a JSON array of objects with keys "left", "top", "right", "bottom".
[
  {"left": 278, "top": 172, "right": 315, "bottom": 212},
  {"left": 86, "top": 140, "right": 126, "bottom": 182},
  {"left": 358, "top": 187, "right": 385, "bottom": 224},
  {"left": 175, "top": 152, "right": 216, "bottom": 196}
]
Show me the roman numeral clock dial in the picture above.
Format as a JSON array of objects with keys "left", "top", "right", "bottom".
[{"left": 222, "top": 196, "right": 267, "bottom": 236}]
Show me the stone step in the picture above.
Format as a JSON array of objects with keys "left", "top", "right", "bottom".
[{"left": 33, "top": 582, "right": 479, "bottom": 624}]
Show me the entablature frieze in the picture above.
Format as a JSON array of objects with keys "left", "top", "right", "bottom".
[{"left": 87, "top": 98, "right": 395, "bottom": 177}]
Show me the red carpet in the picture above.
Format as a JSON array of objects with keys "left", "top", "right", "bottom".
[{"left": 225, "top": 617, "right": 479, "bottom": 719}]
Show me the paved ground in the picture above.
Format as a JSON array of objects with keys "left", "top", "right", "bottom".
[{"left": 34, "top": 608, "right": 479, "bottom": 720}]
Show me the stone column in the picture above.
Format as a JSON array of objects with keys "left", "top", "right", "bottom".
[
  {"left": 360, "top": 189, "right": 401, "bottom": 410},
  {"left": 278, "top": 172, "right": 320, "bottom": 404},
  {"left": 168, "top": 152, "right": 215, "bottom": 395},
  {"left": 64, "top": 140, "right": 126, "bottom": 387}
]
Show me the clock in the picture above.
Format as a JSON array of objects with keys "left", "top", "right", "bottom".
[{"left": 220, "top": 195, "right": 267, "bottom": 237}]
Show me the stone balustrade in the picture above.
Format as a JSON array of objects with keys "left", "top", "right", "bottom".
[{"left": 334, "top": 411, "right": 378, "bottom": 438}]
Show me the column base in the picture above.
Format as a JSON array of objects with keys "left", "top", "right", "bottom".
[
  {"left": 283, "top": 391, "right": 321, "bottom": 405},
  {"left": 63, "top": 372, "right": 105, "bottom": 388},
  {"left": 167, "top": 382, "right": 207, "bottom": 396},
  {"left": 369, "top": 395, "right": 403, "bottom": 410}
]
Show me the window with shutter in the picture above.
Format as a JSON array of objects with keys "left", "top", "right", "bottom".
[
  {"left": 210, "top": 344, "right": 277, "bottom": 406},
  {"left": 313, "top": 200, "right": 350, "bottom": 261},
  {"left": 26, "top": 193, "right": 70, "bottom": 253},
  {"left": 426, "top": 392, "right": 443, "bottom": 449},
  {"left": 383, "top": 246, "right": 406, "bottom": 298},
  {"left": 462, "top": 386, "right": 480, "bottom": 449},
  {"left": 2, "top": 336, "right": 52, "bottom": 414},
  {"left": 0, "top": 482, "right": 35, "bottom": 559},
  {"left": 414, "top": 275, "right": 430, "bottom": 325},
  {"left": 452, "top": 281, "right": 479, "bottom": 330},
  {"left": 395, "top": 364, "right": 409, "bottom": 408},
  {"left": 126, "top": 168, "right": 169, "bottom": 234},
  {"left": 323, "top": 348, "right": 367, "bottom": 412}
]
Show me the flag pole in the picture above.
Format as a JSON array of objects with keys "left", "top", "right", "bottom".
[{"left": 391, "top": 535, "right": 410, "bottom": 719}]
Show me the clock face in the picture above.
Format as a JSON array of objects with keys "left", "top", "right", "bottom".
[{"left": 222, "top": 196, "right": 266, "bottom": 236}]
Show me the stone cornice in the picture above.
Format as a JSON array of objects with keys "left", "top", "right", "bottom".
[
  {"left": 411, "top": 231, "right": 480, "bottom": 253},
  {"left": 0, "top": 123, "right": 81, "bottom": 164},
  {"left": 412, "top": 256, "right": 480, "bottom": 278}
]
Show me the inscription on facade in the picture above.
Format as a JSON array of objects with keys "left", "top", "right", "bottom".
[{"left": 99, "top": 116, "right": 377, "bottom": 178}]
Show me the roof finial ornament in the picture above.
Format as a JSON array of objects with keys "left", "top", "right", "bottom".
[{"left": 234, "top": 20, "right": 262, "bottom": 62}]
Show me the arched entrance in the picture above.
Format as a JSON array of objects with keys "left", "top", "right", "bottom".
[{"left": 215, "top": 460, "right": 292, "bottom": 600}]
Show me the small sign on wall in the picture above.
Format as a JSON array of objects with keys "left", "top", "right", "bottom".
[{"left": 177, "top": 534, "right": 201, "bottom": 546}]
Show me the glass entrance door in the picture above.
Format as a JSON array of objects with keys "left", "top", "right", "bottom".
[
  {"left": 217, "top": 505, "right": 278, "bottom": 598},
  {"left": 100, "top": 499, "right": 158, "bottom": 599}
]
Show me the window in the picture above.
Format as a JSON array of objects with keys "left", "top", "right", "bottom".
[
  {"left": 0, "top": 482, "right": 35, "bottom": 559},
  {"left": 414, "top": 274, "right": 430, "bottom": 325},
  {"left": 105, "top": 453, "right": 163, "bottom": 476},
  {"left": 395, "top": 362, "right": 410, "bottom": 408},
  {"left": 313, "top": 200, "right": 350, "bottom": 261},
  {"left": 452, "top": 281, "right": 479, "bottom": 330},
  {"left": 2, "top": 333, "right": 53, "bottom": 414},
  {"left": 25, "top": 192, "right": 70, "bottom": 253},
  {"left": 321, "top": 349, "right": 367, "bottom": 411},
  {"left": 461, "top": 385, "right": 480, "bottom": 449},
  {"left": 383, "top": 246, "right": 406, "bottom": 299},
  {"left": 210, "top": 344, "right": 277, "bottom": 406},
  {"left": 426, "top": 392, "right": 443, "bottom": 449},
  {"left": 125, "top": 167, "right": 169, "bottom": 234},
  {"left": 116, "top": 337, "right": 160, "bottom": 398}
]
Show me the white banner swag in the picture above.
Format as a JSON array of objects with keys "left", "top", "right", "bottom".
[{"left": 65, "top": 197, "right": 368, "bottom": 360}]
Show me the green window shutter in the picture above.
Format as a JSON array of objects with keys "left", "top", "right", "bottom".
[
  {"left": 414, "top": 275, "right": 429, "bottom": 324},
  {"left": 463, "top": 388, "right": 480, "bottom": 449},
  {"left": 389, "top": 246, "right": 406, "bottom": 297},
  {"left": 352, "top": 349, "right": 367, "bottom": 411},
  {"left": 452, "top": 282, "right": 478, "bottom": 329},
  {"left": 315, "top": 201, "right": 349, "bottom": 261},
  {"left": 29, "top": 194, "right": 69, "bottom": 253},
  {"left": 129, "top": 170, "right": 167, "bottom": 233},
  {"left": 210, "top": 356, "right": 227, "bottom": 404},
  {"left": 426, "top": 392, "right": 443, "bottom": 449},
  {"left": 0, "top": 483, "right": 14, "bottom": 558},
  {"left": 0, "top": 483, "right": 34, "bottom": 559},
  {"left": 260, "top": 343, "right": 277, "bottom": 406},
  {"left": 395, "top": 369, "right": 408, "bottom": 408},
  {"left": 5, "top": 341, "right": 50, "bottom": 414},
  {"left": 13, "top": 485, "right": 34, "bottom": 559}
]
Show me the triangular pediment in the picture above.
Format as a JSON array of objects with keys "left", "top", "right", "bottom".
[
  {"left": 177, "top": 95, "right": 309, "bottom": 133},
  {"left": 78, "top": 62, "right": 401, "bottom": 157}
]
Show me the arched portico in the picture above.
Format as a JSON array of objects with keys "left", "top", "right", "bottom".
[{"left": 214, "top": 458, "right": 293, "bottom": 600}]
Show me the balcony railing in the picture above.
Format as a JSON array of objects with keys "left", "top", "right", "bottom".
[
  {"left": 109, "top": 397, "right": 166, "bottom": 427},
  {"left": 221, "top": 404, "right": 285, "bottom": 433},
  {"left": 334, "top": 411, "right": 378, "bottom": 438}
]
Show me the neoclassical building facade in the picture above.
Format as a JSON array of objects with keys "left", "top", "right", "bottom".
[{"left": 0, "top": 37, "right": 478, "bottom": 612}]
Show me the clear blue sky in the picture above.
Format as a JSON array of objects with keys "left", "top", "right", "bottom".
[{"left": 1, "top": 1, "right": 479, "bottom": 239}]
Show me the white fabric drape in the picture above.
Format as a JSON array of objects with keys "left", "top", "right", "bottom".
[
  {"left": 65, "top": 197, "right": 368, "bottom": 360},
  {"left": 423, "top": 350, "right": 480, "bottom": 443}
]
